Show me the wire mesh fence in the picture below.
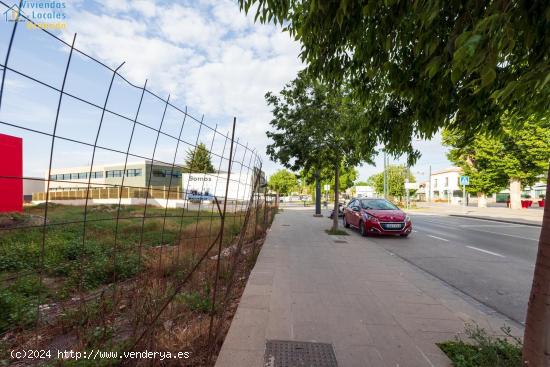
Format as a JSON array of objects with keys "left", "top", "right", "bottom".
[{"left": 0, "top": 2, "right": 277, "bottom": 365}]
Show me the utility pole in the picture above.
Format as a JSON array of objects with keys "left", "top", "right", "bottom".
[
  {"left": 384, "top": 149, "right": 388, "bottom": 199},
  {"left": 428, "top": 165, "right": 431, "bottom": 203}
]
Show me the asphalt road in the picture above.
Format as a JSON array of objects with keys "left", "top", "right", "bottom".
[{"left": 345, "top": 213, "right": 541, "bottom": 325}]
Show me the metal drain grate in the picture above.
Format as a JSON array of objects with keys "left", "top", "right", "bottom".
[
  {"left": 333, "top": 240, "right": 347, "bottom": 244},
  {"left": 264, "top": 340, "right": 338, "bottom": 367}
]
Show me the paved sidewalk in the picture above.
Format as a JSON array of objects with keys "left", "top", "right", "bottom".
[
  {"left": 215, "top": 208, "right": 523, "bottom": 367},
  {"left": 413, "top": 203, "right": 543, "bottom": 226}
]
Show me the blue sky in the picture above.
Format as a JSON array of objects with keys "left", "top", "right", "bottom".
[{"left": 0, "top": 0, "right": 450, "bottom": 183}]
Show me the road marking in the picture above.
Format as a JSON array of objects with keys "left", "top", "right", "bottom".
[
  {"left": 466, "top": 245, "right": 505, "bottom": 258},
  {"left": 427, "top": 235, "right": 449, "bottom": 242},
  {"left": 466, "top": 228, "right": 539, "bottom": 241},
  {"left": 459, "top": 224, "right": 525, "bottom": 228}
]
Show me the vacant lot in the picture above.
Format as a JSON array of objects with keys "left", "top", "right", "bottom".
[{"left": 0, "top": 203, "right": 244, "bottom": 331}]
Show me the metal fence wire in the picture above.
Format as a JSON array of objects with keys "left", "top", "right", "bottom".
[{"left": 0, "top": 2, "right": 277, "bottom": 365}]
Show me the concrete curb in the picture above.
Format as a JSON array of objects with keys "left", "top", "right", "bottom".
[{"left": 449, "top": 214, "right": 542, "bottom": 227}]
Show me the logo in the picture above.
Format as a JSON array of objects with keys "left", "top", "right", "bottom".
[
  {"left": 3, "top": 4, "right": 25, "bottom": 22},
  {"left": 3, "top": 1, "right": 67, "bottom": 30}
]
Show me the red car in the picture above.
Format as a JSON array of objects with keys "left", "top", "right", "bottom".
[{"left": 342, "top": 198, "right": 412, "bottom": 237}]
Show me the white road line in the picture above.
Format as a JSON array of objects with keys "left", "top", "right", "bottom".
[
  {"left": 459, "top": 224, "right": 525, "bottom": 228},
  {"left": 427, "top": 235, "right": 449, "bottom": 242},
  {"left": 466, "top": 245, "right": 505, "bottom": 258},
  {"left": 466, "top": 228, "right": 539, "bottom": 241}
]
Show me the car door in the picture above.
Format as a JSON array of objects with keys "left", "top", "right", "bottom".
[
  {"left": 344, "top": 200, "right": 354, "bottom": 225},
  {"left": 348, "top": 199, "right": 361, "bottom": 227}
]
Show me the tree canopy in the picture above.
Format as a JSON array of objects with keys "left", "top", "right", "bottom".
[
  {"left": 301, "top": 165, "right": 359, "bottom": 191},
  {"left": 268, "top": 169, "right": 298, "bottom": 195},
  {"left": 265, "top": 72, "right": 374, "bottom": 174},
  {"left": 240, "top": 0, "right": 550, "bottom": 162},
  {"left": 443, "top": 115, "right": 550, "bottom": 193},
  {"left": 183, "top": 143, "right": 215, "bottom": 173},
  {"left": 368, "top": 164, "right": 416, "bottom": 199}
]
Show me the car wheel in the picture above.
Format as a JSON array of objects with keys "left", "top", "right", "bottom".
[
  {"left": 359, "top": 221, "right": 367, "bottom": 237},
  {"left": 400, "top": 233, "right": 409, "bottom": 237},
  {"left": 343, "top": 215, "right": 350, "bottom": 228}
]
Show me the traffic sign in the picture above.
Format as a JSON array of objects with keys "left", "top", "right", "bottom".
[
  {"left": 460, "top": 175, "right": 470, "bottom": 185},
  {"left": 404, "top": 182, "right": 418, "bottom": 190}
]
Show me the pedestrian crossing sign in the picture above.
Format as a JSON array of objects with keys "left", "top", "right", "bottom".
[{"left": 460, "top": 176, "right": 470, "bottom": 185}]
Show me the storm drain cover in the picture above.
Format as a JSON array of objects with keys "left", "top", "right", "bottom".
[{"left": 264, "top": 340, "right": 338, "bottom": 367}]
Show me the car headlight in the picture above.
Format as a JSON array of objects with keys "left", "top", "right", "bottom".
[
  {"left": 405, "top": 215, "right": 411, "bottom": 222},
  {"left": 365, "top": 213, "right": 379, "bottom": 222}
]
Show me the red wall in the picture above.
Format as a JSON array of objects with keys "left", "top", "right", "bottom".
[{"left": 0, "top": 133, "right": 23, "bottom": 212}]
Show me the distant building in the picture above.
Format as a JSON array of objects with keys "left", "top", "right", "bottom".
[
  {"left": 181, "top": 171, "right": 258, "bottom": 202},
  {"left": 23, "top": 178, "right": 43, "bottom": 202},
  {"left": 355, "top": 185, "right": 374, "bottom": 198},
  {"left": 429, "top": 167, "right": 463, "bottom": 204},
  {"left": 45, "top": 161, "right": 184, "bottom": 192},
  {"left": 41, "top": 161, "right": 261, "bottom": 203}
]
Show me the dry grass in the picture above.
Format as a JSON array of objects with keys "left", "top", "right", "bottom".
[{"left": 0, "top": 203, "right": 278, "bottom": 366}]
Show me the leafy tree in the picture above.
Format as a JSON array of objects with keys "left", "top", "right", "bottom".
[
  {"left": 265, "top": 73, "right": 375, "bottom": 230},
  {"left": 302, "top": 165, "right": 358, "bottom": 201},
  {"left": 353, "top": 181, "right": 369, "bottom": 187},
  {"left": 369, "top": 165, "right": 416, "bottom": 200},
  {"left": 444, "top": 115, "right": 550, "bottom": 208},
  {"left": 443, "top": 131, "right": 508, "bottom": 207},
  {"left": 239, "top": 1, "right": 549, "bottom": 361},
  {"left": 268, "top": 169, "right": 298, "bottom": 196},
  {"left": 183, "top": 143, "right": 215, "bottom": 173}
]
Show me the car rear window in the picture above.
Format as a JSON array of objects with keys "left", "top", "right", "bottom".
[{"left": 360, "top": 199, "right": 398, "bottom": 210}]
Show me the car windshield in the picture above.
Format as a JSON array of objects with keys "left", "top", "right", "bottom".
[{"left": 360, "top": 199, "right": 398, "bottom": 210}]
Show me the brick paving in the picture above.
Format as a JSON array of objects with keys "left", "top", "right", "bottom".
[{"left": 215, "top": 208, "right": 522, "bottom": 367}]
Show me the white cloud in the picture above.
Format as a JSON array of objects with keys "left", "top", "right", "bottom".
[
  {"left": 159, "top": 4, "right": 224, "bottom": 48},
  {"left": 56, "top": 0, "right": 303, "bottom": 176}
]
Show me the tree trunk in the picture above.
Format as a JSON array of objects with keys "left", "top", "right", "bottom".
[
  {"left": 315, "top": 169, "right": 321, "bottom": 216},
  {"left": 332, "top": 164, "right": 340, "bottom": 231},
  {"left": 523, "top": 165, "right": 550, "bottom": 366},
  {"left": 509, "top": 179, "right": 522, "bottom": 209},
  {"left": 477, "top": 192, "right": 487, "bottom": 208}
]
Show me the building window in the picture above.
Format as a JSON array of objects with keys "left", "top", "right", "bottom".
[
  {"left": 126, "top": 168, "right": 142, "bottom": 177},
  {"left": 164, "top": 169, "right": 181, "bottom": 178},
  {"left": 90, "top": 171, "right": 103, "bottom": 179},
  {"left": 445, "top": 177, "right": 449, "bottom": 187},
  {"left": 78, "top": 172, "right": 88, "bottom": 179},
  {"left": 70, "top": 173, "right": 78, "bottom": 180},
  {"left": 106, "top": 170, "right": 123, "bottom": 178},
  {"left": 49, "top": 174, "right": 57, "bottom": 180},
  {"left": 434, "top": 179, "right": 437, "bottom": 188},
  {"left": 153, "top": 169, "right": 166, "bottom": 177}
]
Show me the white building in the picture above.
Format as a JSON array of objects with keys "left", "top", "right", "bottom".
[
  {"left": 429, "top": 167, "right": 463, "bottom": 205},
  {"left": 355, "top": 185, "right": 375, "bottom": 198},
  {"left": 181, "top": 172, "right": 256, "bottom": 202}
]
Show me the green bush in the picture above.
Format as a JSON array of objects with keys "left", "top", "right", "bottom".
[
  {"left": 176, "top": 287, "right": 212, "bottom": 314},
  {"left": 0, "top": 275, "right": 47, "bottom": 332},
  {"left": 438, "top": 324, "right": 522, "bottom": 367}
]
